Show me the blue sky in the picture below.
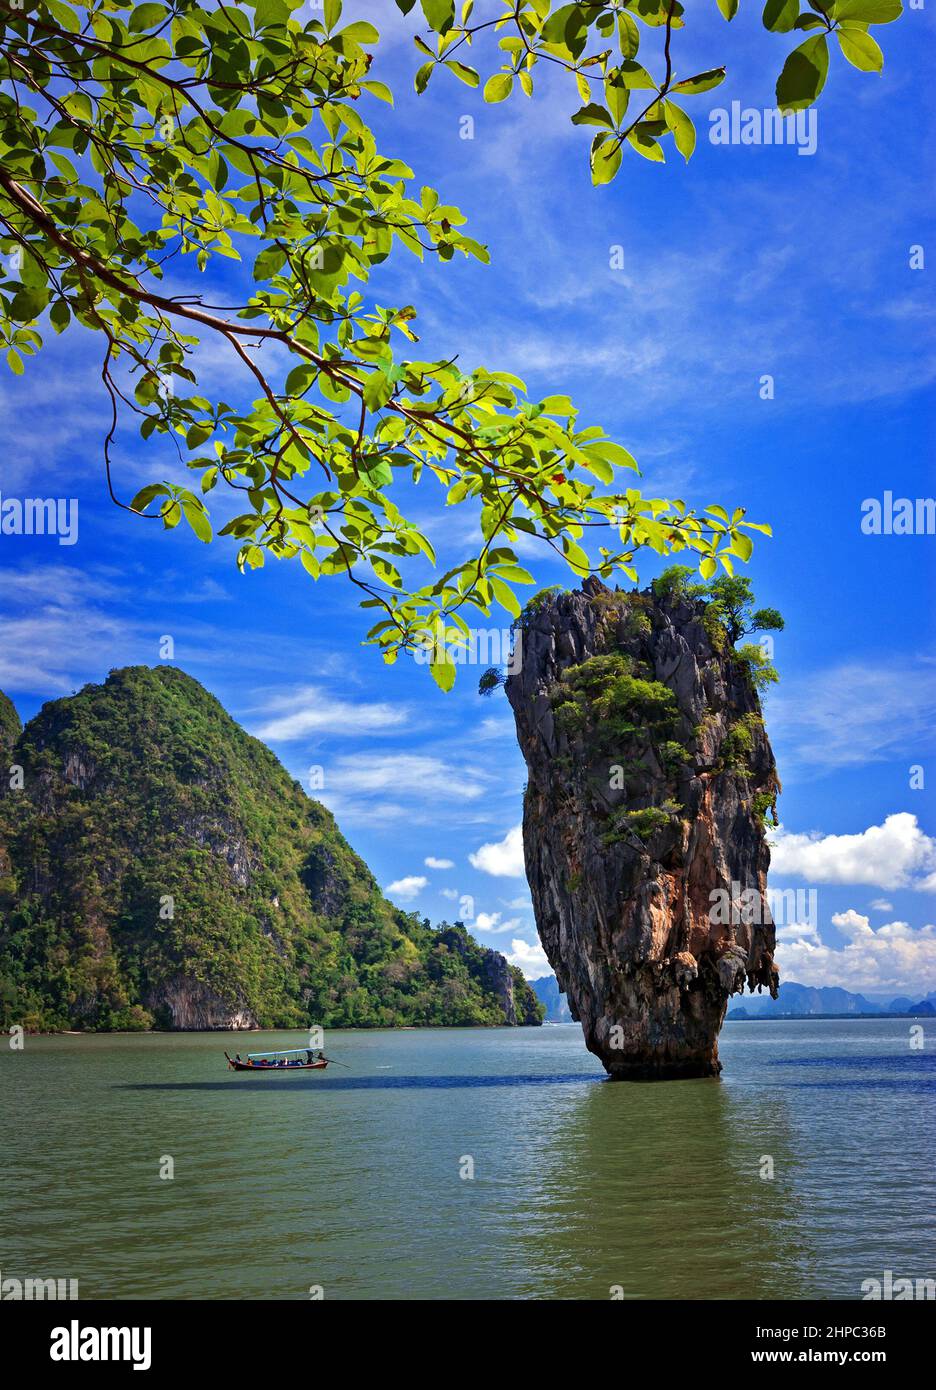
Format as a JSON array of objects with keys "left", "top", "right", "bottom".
[{"left": 1, "top": 1, "right": 934, "bottom": 993}]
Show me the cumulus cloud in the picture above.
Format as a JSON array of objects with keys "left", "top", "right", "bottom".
[
  {"left": 777, "top": 914, "right": 936, "bottom": 993},
  {"left": 504, "top": 937, "right": 551, "bottom": 979},
  {"left": 424, "top": 856, "right": 454, "bottom": 870},
  {"left": 469, "top": 824, "right": 525, "bottom": 877},
  {"left": 474, "top": 912, "right": 522, "bottom": 934},
  {"left": 383, "top": 875, "right": 427, "bottom": 903},
  {"left": 770, "top": 813, "right": 936, "bottom": 890}
]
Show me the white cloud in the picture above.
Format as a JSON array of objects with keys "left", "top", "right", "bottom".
[
  {"left": 770, "top": 813, "right": 936, "bottom": 891},
  {"left": 777, "top": 916, "right": 936, "bottom": 994},
  {"left": 473, "top": 912, "right": 522, "bottom": 935},
  {"left": 504, "top": 937, "right": 551, "bottom": 979},
  {"left": 439, "top": 888, "right": 459, "bottom": 900},
  {"left": 830, "top": 909, "right": 875, "bottom": 939},
  {"left": 383, "top": 875, "right": 427, "bottom": 903},
  {"left": 870, "top": 899, "right": 894, "bottom": 913},
  {"left": 424, "top": 856, "right": 454, "bottom": 870},
  {"left": 252, "top": 687, "right": 408, "bottom": 740},
  {"left": 469, "top": 823, "right": 525, "bottom": 877},
  {"left": 775, "top": 921, "right": 820, "bottom": 943}
]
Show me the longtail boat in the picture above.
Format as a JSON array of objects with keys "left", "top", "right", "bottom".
[{"left": 224, "top": 1048, "right": 329, "bottom": 1072}]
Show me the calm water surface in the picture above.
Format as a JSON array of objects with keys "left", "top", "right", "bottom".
[{"left": 2, "top": 1019, "right": 933, "bottom": 1299}]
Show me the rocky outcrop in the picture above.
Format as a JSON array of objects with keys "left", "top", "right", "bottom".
[
  {"left": 0, "top": 692, "right": 21, "bottom": 763},
  {"left": 145, "top": 977, "right": 259, "bottom": 1031},
  {"left": 506, "top": 580, "right": 779, "bottom": 1079}
]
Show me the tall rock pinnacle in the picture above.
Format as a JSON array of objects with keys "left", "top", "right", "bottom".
[{"left": 506, "top": 579, "right": 779, "bottom": 1079}]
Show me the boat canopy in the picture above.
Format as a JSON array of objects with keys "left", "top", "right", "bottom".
[{"left": 246, "top": 1048, "right": 313, "bottom": 1059}]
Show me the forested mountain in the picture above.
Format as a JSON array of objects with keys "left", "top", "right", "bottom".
[{"left": 0, "top": 667, "right": 542, "bottom": 1032}]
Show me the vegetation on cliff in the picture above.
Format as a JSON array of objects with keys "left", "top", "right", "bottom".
[
  {"left": 505, "top": 579, "right": 781, "bottom": 1078},
  {"left": 0, "top": 667, "right": 542, "bottom": 1032}
]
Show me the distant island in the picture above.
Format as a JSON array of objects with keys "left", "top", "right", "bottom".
[
  {"left": 0, "top": 668, "right": 543, "bottom": 1033},
  {"left": 533, "top": 974, "right": 935, "bottom": 1023},
  {"left": 727, "top": 981, "right": 936, "bottom": 1019}
]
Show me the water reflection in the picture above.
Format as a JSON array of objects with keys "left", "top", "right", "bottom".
[{"left": 501, "top": 1075, "right": 810, "bottom": 1299}]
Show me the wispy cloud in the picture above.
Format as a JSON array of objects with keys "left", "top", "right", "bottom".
[
  {"left": 770, "top": 659, "right": 936, "bottom": 774},
  {"left": 251, "top": 687, "right": 409, "bottom": 741}
]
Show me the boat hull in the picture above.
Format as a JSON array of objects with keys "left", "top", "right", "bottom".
[{"left": 224, "top": 1053, "right": 328, "bottom": 1072}]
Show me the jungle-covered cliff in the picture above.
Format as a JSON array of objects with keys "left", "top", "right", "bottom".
[
  {"left": 506, "top": 575, "right": 780, "bottom": 1078},
  {"left": 0, "top": 666, "right": 542, "bottom": 1032}
]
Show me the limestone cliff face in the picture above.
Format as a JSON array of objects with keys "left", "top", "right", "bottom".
[{"left": 506, "top": 580, "right": 779, "bottom": 1079}]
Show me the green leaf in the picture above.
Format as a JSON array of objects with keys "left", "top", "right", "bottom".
[
  {"left": 670, "top": 68, "right": 726, "bottom": 95},
  {"left": 361, "top": 80, "right": 394, "bottom": 105},
  {"left": 6, "top": 349, "right": 24, "bottom": 376},
  {"left": 762, "top": 0, "right": 799, "bottom": 31},
  {"left": 776, "top": 34, "right": 830, "bottom": 112},
  {"left": 182, "top": 499, "right": 213, "bottom": 543},
  {"left": 562, "top": 537, "right": 591, "bottom": 575},
  {"left": 836, "top": 26, "right": 884, "bottom": 69},
  {"left": 618, "top": 11, "right": 640, "bottom": 58},
  {"left": 49, "top": 299, "right": 71, "bottom": 334},
  {"left": 130, "top": 483, "right": 168, "bottom": 513},
  {"left": 363, "top": 370, "right": 394, "bottom": 412},
  {"left": 489, "top": 576, "right": 522, "bottom": 619},
  {"left": 699, "top": 556, "right": 717, "bottom": 580},
  {"left": 483, "top": 73, "right": 514, "bottom": 103},
  {"left": 664, "top": 100, "right": 696, "bottom": 162},
  {"left": 591, "top": 135, "right": 623, "bottom": 184},
  {"left": 626, "top": 129, "right": 665, "bottom": 163},
  {"left": 420, "top": 0, "right": 456, "bottom": 33},
  {"left": 445, "top": 61, "right": 480, "bottom": 87},
  {"left": 429, "top": 651, "right": 457, "bottom": 691},
  {"left": 128, "top": 3, "right": 169, "bottom": 33},
  {"left": 828, "top": 0, "right": 902, "bottom": 21},
  {"left": 572, "top": 103, "right": 614, "bottom": 129},
  {"left": 253, "top": 246, "right": 287, "bottom": 281},
  {"left": 542, "top": 3, "right": 590, "bottom": 57},
  {"left": 339, "top": 21, "right": 379, "bottom": 43},
  {"left": 605, "top": 78, "right": 630, "bottom": 127},
  {"left": 730, "top": 531, "right": 754, "bottom": 562},
  {"left": 717, "top": 0, "right": 740, "bottom": 18}
]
